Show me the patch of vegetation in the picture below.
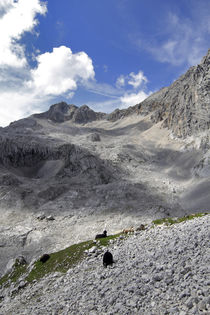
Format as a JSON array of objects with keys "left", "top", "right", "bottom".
[
  {"left": 4, "top": 212, "right": 208, "bottom": 286},
  {"left": 152, "top": 212, "right": 208, "bottom": 226},
  {"left": 26, "top": 232, "right": 123, "bottom": 283},
  {"left": 26, "top": 240, "right": 93, "bottom": 282},
  {"left": 97, "top": 233, "right": 123, "bottom": 246},
  {"left": 0, "top": 273, "right": 10, "bottom": 287},
  {"left": 0, "top": 233, "right": 124, "bottom": 287},
  {"left": 0, "top": 259, "right": 27, "bottom": 287}
]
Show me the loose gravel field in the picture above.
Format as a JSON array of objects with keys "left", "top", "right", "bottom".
[{"left": 0, "top": 215, "right": 209, "bottom": 315}]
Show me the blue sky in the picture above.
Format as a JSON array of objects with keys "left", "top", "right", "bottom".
[{"left": 0, "top": 0, "right": 209, "bottom": 126}]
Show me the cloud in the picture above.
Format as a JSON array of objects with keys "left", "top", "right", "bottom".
[
  {"left": 87, "top": 89, "right": 150, "bottom": 114},
  {"left": 128, "top": 71, "right": 148, "bottom": 88},
  {"left": 129, "top": 1, "right": 210, "bottom": 67},
  {"left": 116, "top": 75, "right": 125, "bottom": 88},
  {"left": 87, "top": 99, "right": 121, "bottom": 114},
  {"left": 88, "top": 69, "right": 150, "bottom": 112},
  {"left": 0, "top": 45, "right": 95, "bottom": 126},
  {"left": 0, "top": 90, "right": 53, "bottom": 127},
  {"left": 0, "top": 1, "right": 151, "bottom": 127},
  {"left": 116, "top": 70, "right": 148, "bottom": 89},
  {"left": 0, "top": 0, "right": 46, "bottom": 67},
  {"left": 85, "top": 80, "right": 122, "bottom": 98},
  {"left": 0, "top": 2, "right": 95, "bottom": 127},
  {"left": 148, "top": 10, "right": 210, "bottom": 66},
  {"left": 28, "top": 46, "right": 95, "bottom": 95},
  {"left": 0, "top": 0, "right": 13, "bottom": 17},
  {"left": 120, "top": 90, "right": 149, "bottom": 108},
  {"left": 0, "top": 0, "right": 49, "bottom": 127}
]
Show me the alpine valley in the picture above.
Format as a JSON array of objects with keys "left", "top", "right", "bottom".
[{"left": 0, "top": 50, "right": 209, "bottom": 314}]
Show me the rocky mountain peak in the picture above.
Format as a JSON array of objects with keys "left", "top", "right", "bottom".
[
  {"left": 33, "top": 102, "right": 77, "bottom": 123},
  {"left": 33, "top": 102, "right": 106, "bottom": 124},
  {"left": 49, "top": 101, "right": 71, "bottom": 113},
  {"left": 71, "top": 104, "right": 106, "bottom": 123},
  {"left": 28, "top": 49, "right": 209, "bottom": 136}
]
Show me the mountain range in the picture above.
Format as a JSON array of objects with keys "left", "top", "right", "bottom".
[{"left": 0, "top": 49, "right": 209, "bottom": 278}]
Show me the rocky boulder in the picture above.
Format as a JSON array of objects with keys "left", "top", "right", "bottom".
[{"left": 88, "top": 132, "right": 101, "bottom": 142}]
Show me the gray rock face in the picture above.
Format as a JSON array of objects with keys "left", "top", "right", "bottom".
[
  {"left": 154, "top": 50, "right": 210, "bottom": 138},
  {"left": 34, "top": 102, "right": 76, "bottom": 122},
  {"left": 107, "top": 106, "right": 139, "bottom": 121},
  {"left": 71, "top": 105, "right": 105, "bottom": 124},
  {"left": 0, "top": 135, "right": 113, "bottom": 184}
]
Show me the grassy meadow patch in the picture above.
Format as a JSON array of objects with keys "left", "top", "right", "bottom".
[
  {"left": 152, "top": 212, "right": 208, "bottom": 226},
  {"left": 0, "top": 232, "right": 123, "bottom": 286}
]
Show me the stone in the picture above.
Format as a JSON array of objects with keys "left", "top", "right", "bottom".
[
  {"left": 198, "top": 300, "right": 206, "bottom": 311},
  {"left": 89, "top": 133, "right": 101, "bottom": 142},
  {"left": 18, "top": 281, "right": 27, "bottom": 289},
  {"left": 16, "top": 256, "right": 27, "bottom": 265},
  {"left": 186, "top": 297, "right": 194, "bottom": 309},
  {"left": 37, "top": 214, "right": 46, "bottom": 220},
  {"left": 89, "top": 246, "right": 97, "bottom": 254},
  {"left": 46, "top": 215, "right": 55, "bottom": 221},
  {"left": 153, "top": 273, "right": 163, "bottom": 281}
]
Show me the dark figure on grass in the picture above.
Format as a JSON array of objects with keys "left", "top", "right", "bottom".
[
  {"left": 95, "top": 230, "right": 107, "bottom": 239},
  {"left": 40, "top": 254, "right": 50, "bottom": 263}
]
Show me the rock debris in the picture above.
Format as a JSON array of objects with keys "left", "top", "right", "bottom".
[{"left": 0, "top": 215, "right": 209, "bottom": 314}]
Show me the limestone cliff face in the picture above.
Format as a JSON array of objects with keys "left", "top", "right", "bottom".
[{"left": 0, "top": 134, "right": 114, "bottom": 187}]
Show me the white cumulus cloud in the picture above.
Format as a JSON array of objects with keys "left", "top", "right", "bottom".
[
  {"left": 120, "top": 90, "right": 149, "bottom": 108},
  {"left": 28, "top": 46, "right": 95, "bottom": 95},
  {"left": 0, "top": 1, "right": 151, "bottom": 127},
  {"left": 116, "top": 70, "right": 148, "bottom": 89},
  {"left": 0, "top": 90, "right": 52, "bottom": 127},
  {"left": 0, "top": 2, "right": 96, "bottom": 127},
  {"left": 0, "top": 0, "right": 46, "bottom": 67},
  {"left": 128, "top": 71, "right": 148, "bottom": 88}
]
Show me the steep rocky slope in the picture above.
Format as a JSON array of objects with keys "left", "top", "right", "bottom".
[
  {"left": 0, "top": 215, "right": 209, "bottom": 314},
  {"left": 108, "top": 49, "right": 210, "bottom": 139}
]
